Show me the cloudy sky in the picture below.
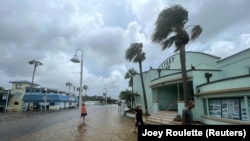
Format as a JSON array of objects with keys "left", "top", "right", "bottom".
[{"left": 1, "top": 0, "right": 250, "bottom": 99}]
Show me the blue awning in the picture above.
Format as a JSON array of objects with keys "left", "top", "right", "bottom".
[
  {"left": 71, "top": 96, "right": 79, "bottom": 102},
  {"left": 23, "top": 94, "right": 71, "bottom": 102},
  {"left": 23, "top": 95, "right": 43, "bottom": 101}
]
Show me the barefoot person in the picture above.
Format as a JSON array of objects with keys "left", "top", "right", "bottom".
[{"left": 81, "top": 103, "right": 87, "bottom": 122}]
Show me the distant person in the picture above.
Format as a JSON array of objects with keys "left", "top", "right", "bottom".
[
  {"left": 134, "top": 104, "right": 144, "bottom": 132},
  {"left": 81, "top": 103, "right": 87, "bottom": 122},
  {"left": 118, "top": 101, "right": 121, "bottom": 112},
  {"left": 182, "top": 101, "right": 195, "bottom": 125}
]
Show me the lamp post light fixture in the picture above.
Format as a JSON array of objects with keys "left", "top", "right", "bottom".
[
  {"left": 27, "top": 59, "right": 43, "bottom": 111},
  {"left": 71, "top": 49, "right": 83, "bottom": 113}
]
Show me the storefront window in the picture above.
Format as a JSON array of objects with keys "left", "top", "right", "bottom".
[
  {"left": 16, "top": 84, "right": 22, "bottom": 89},
  {"left": 209, "top": 98, "right": 247, "bottom": 121},
  {"left": 203, "top": 99, "right": 208, "bottom": 115},
  {"left": 248, "top": 97, "right": 250, "bottom": 121},
  {"left": 209, "top": 99, "right": 221, "bottom": 117},
  {"left": 241, "top": 99, "right": 247, "bottom": 121}
]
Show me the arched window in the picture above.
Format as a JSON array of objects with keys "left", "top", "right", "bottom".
[{"left": 14, "top": 102, "right": 19, "bottom": 105}]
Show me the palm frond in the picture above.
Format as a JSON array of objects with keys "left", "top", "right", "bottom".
[
  {"left": 190, "top": 25, "right": 202, "bottom": 40},
  {"left": 125, "top": 43, "right": 146, "bottom": 64},
  {"left": 161, "top": 35, "right": 176, "bottom": 50},
  {"left": 134, "top": 52, "right": 145, "bottom": 63},
  {"left": 174, "top": 47, "right": 180, "bottom": 53},
  {"left": 125, "top": 43, "right": 141, "bottom": 61},
  {"left": 151, "top": 4, "right": 188, "bottom": 45},
  {"left": 125, "top": 68, "right": 137, "bottom": 79},
  {"left": 152, "top": 26, "right": 172, "bottom": 43},
  {"left": 125, "top": 72, "right": 130, "bottom": 79},
  {"left": 129, "top": 68, "right": 138, "bottom": 75}
]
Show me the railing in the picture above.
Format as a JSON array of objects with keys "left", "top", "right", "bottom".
[
  {"left": 160, "top": 99, "right": 178, "bottom": 124},
  {"left": 148, "top": 100, "right": 158, "bottom": 110},
  {"left": 146, "top": 100, "right": 159, "bottom": 116}
]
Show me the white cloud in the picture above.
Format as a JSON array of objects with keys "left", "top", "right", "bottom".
[
  {"left": 0, "top": 0, "right": 250, "bottom": 99},
  {"left": 240, "top": 33, "right": 250, "bottom": 45},
  {"left": 205, "top": 40, "right": 235, "bottom": 58}
]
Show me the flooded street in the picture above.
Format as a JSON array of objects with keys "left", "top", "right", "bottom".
[{"left": 0, "top": 104, "right": 137, "bottom": 141}]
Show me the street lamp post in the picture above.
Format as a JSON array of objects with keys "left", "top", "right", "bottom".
[
  {"left": 71, "top": 49, "right": 83, "bottom": 113},
  {"left": 44, "top": 88, "right": 47, "bottom": 111},
  {"left": 27, "top": 59, "right": 43, "bottom": 111}
]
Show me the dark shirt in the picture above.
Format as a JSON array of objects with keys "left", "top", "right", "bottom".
[
  {"left": 135, "top": 109, "right": 143, "bottom": 119},
  {"left": 182, "top": 107, "right": 193, "bottom": 125}
]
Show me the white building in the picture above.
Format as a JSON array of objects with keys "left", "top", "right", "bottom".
[{"left": 8, "top": 80, "right": 79, "bottom": 111}]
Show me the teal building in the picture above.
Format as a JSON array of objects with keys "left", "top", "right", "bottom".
[{"left": 133, "top": 48, "right": 250, "bottom": 125}]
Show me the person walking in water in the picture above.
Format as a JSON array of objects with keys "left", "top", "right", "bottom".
[
  {"left": 81, "top": 103, "right": 87, "bottom": 122},
  {"left": 118, "top": 101, "right": 121, "bottom": 112},
  {"left": 134, "top": 104, "right": 144, "bottom": 132}
]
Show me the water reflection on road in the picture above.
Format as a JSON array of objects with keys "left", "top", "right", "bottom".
[{"left": 0, "top": 104, "right": 137, "bottom": 141}]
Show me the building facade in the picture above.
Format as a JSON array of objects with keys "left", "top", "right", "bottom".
[
  {"left": 0, "top": 87, "right": 10, "bottom": 112},
  {"left": 8, "top": 80, "right": 79, "bottom": 111},
  {"left": 133, "top": 48, "right": 250, "bottom": 125}
]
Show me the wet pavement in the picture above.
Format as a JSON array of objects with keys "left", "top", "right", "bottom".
[{"left": 0, "top": 104, "right": 137, "bottom": 141}]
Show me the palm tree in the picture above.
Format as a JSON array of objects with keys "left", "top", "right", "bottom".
[
  {"left": 76, "top": 87, "right": 80, "bottom": 101},
  {"left": 83, "top": 85, "right": 88, "bottom": 102},
  {"left": 27, "top": 59, "right": 42, "bottom": 111},
  {"left": 125, "top": 43, "right": 149, "bottom": 115},
  {"left": 125, "top": 68, "right": 138, "bottom": 92},
  {"left": 66, "top": 82, "right": 73, "bottom": 95},
  {"left": 151, "top": 4, "right": 202, "bottom": 106},
  {"left": 73, "top": 86, "right": 76, "bottom": 95},
  {"left": 119, "top": 90, "right": 140, "bottom": 109},
  {"left": 66, "top": 82, "right": 73, "bottom": 105},
  {"left": 125, "top": 68, "right": 138, "bottom": 108}
]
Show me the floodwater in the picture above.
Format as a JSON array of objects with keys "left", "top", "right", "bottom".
[{"left": 0, "top": 104, "right": 137, "bottom": 141}]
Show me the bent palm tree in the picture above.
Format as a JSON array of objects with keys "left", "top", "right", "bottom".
[
  {"left": 83, "top": 85, "right": 88, "bottom": 101},
  {"left": 119, "top": 90, "right": 140, "bottom": 108},
  {"left": 152, "top": 5, "right": 202, "bottom": 106},
  {"left": 125, "top": 68, "right": 138, "bottom": 108},
  {"left": 125, "top": 43, "right": 149, "bottom": 115},
  {"left": 125, "top": 68, "right": 138, "bottom": 92},
  {"left": 66, "top": 82, "right": 73, "bottom": 95}
]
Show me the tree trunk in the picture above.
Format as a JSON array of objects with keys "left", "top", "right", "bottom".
[
  {"left": 179, "top": 45, "right": 189, "bottom": 106},
  {"left": 139, "top": 62, "right": 149, "bottom": 115},
  {"left": 131, "top": 77, "right": 136, "bottom": 109},
  {"left": 85, "top": 90, "right": 87, "bottom": 101}
]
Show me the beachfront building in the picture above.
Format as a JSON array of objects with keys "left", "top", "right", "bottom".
[
  {"left": 8, "top": 80, "right": 79, "bottom": 111},
  {"left": 0, "top": 87, "right": 10, "bottom": 112},
  {"left": 133, "top": 48, "right": 250, "bottom": 125},
  {"left": 8, "top": 80, "right": 39, "bottom": 111}
]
